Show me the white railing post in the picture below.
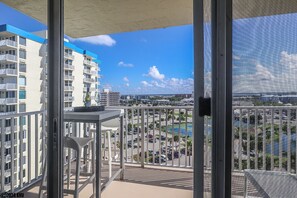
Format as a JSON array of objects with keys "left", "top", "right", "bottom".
[{"left": 141, "top": 109, "right": 145, "bottom": 168}]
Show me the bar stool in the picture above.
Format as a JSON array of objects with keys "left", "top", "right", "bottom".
[
  {"left": 64, "top": 136, "right": 95, "bottom": 198},
  {"left": 39, "top": 136, "right": 95, "bottom": 198},
  {"left": 90, "top": 119, "right": 119, "bottom": 178}
]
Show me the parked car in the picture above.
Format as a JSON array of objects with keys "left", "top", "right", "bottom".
[
  {"left": 167, "top": 151, "right": 180, "bottom": 160},
  {"left": 146, "top": 134, "right": 153, "bottom": 138},
  {"left": 160, "top": 135, "right": 166, "bottom": 141}
]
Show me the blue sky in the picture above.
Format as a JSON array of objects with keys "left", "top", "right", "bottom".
[
  {"left": 1, "top": 2, "right": 297, "bottom": 94},
  {"left": 0, "top": 2, "right": 194, "bottom": 95}
]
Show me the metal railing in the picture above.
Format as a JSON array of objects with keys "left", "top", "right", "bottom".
[
  {"left": 3, "top": 105, "right": 297, "bottom": 193},
  {"left": 0, "top": 111, "right": 46, "bottom": 192},
  {"left": 0, "top": 40, "right": 17, "bottom": 48},
  {"left": 107, "top": 106, "right": 194, "bottom": 168},
  {"left": 231, "top": 106, "right": 297, "bottom": 173}
]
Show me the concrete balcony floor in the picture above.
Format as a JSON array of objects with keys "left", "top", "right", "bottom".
[{"left": 21, "top": 165, "right": 259, "bottom": 198}]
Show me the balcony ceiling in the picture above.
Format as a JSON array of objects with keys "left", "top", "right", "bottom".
[{"left": 2, "top": 0, "right": 297, "bottom": 38}]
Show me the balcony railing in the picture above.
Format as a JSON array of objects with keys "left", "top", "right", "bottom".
[
  {"left": 64, "top": 75, "right": 75, "bottom": 81},
  {"left": 231, "top": 106, "right": 297, "bottom": 173},
  {"left": 107, "top": 106, "right": 194, "bottom": 168},
  {"left": 0, "top": 69, "right": 17, "bottom": 75},
  {"left": 0, "top": 111, "right": 16, "bottom": 116},
  {"left": 0, "top": 98, "right": 17, "bottom": 104},
  {"left": 0, "top": 40, "right": 17, "bottom": 48},
  {"left": 83, "top": 78, "right": 95, "bottom": 83},
  {"left": 83, "top": 87, "right": 97, "bottom": 92},
  {"left": 83, "top": 69, "right": 92, "bottom": 74},
  {"left": 64, "top": 86, "right": 74, "bottom": 91},
  {"left": 64, "top": 96, "right": 74, "bottom": 101},
  {"left": 64, "top": 53, "right": 74, "bottom": 60},
  {"left": 4, "top": 105, "right": 297, "bottom": 194},
  {"left": 91, "top": 71, "right": 98, "bottom": 76},
  {"left": 0, "top": 111, "right": 45, "bottom": 192},
  {"left": 64, "top": 64, "right": 74, "bottom": 70},
  {"left": 0, "top": 54, "right": 17, "bottom": 62},
  {"left": 0, "top": 83, "right": 17, "bottom": 90},
  {"left": 83, "top": 60, "right": 97, "bottom": 67}
]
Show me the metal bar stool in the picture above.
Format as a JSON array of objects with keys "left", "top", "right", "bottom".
[
  {"left": 39, "top": 136, "right": 95, "bottom": 198},
  {"left": 64, "top": 136, "right": 95, "bottom": 198},
  {"left": 90, "top": 119, "right": 119, "bottom": 178}
]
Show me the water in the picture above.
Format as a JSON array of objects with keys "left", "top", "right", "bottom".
[
  {"left": 171, "top": 123, "right": 212, "bottom": 137},
  {"left": 172, "top": 123, "right": 193, "bottom": 137},
  {"left": 266, "top": 134, "right": 297, "bottom": 156}
]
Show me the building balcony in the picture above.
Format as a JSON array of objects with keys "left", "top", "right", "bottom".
[
  {"left": 0, "top": 83, "right": 17, "bottom": 90},
  {"left": 64, "top": 64, "right": 75, "bottom": 70},
  {"left": 64, "top": 53, "right": 74, "bottom": 60},
  {"left": 83, "top": 69, "right": 92, "bottom": 74},
  {"left": 91, "top": 70, "right": 98, "bottom": 76},
  {"left": 0, "top": 54, "right": 17, "bottom": 63},
  {"left": 64, "top": 96, "right": 74, "bottom": 102},
  {"left": 83, "top": 87, "right": 96, "bottom": 92},
  {"left": 83, "top": 78, "right": 95, "bottom": 83},
  {"left": 83, "top": 60, "right": 97, "bottom": 67},
  {"left": 5, "top": 154, "right": 11, "bottom": 162},
  {"left": 0, "top": 69, "right": 17, "bottom": 76},
  {"left": 64, "top": 86, "right": 74, "bottom": 91},
  {"left": 2, "top": 105, "right": 296, "bottom": 197},
  {"left": 64, "top": 75, "right": 75, "bottom": 81},
  {"left": 0, "top": 126, "right": 12, "bottom": 133},
  {"left": 0, "top": 98, "right": 17, "bottom": 105},
  {"left": 0, "top": 111, "right": 17, "bottom": 116},
  {"left": 0, "top": 40, "right": 17, "bottom": 49}
]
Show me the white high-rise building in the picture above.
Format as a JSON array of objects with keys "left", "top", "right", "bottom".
[{"left": 0, "top": 24, "right": 100, "bottom": 191}]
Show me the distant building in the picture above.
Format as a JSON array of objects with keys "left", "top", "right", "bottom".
[
  {"left": 174, "top": 94, "right": 192, "bottom": 98},
  {"left": 100, "top": 89, "right": 120, "bottom": 106}
]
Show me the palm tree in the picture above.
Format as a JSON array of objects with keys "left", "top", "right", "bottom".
[
  {"left": 187, "top": 138, "right": 193, "bottom": 166},
  {"left": 174, "top": 135, "right": 179, "bottom": 150}
]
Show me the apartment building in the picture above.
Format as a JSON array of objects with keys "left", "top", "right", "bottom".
[
  {"left": 100, "top": 89, "right": 120, "bottom": 106},
  {"left": 0, "top": 24, "right": 100, "bottom": 191}
]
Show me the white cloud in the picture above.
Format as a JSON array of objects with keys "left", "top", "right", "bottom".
[
  {"left": 118, "top": 61, "right": 134, "bottom": 67},
  {"left": 151, "top": 81, "right": 166, "bottom": 88},
  {"left": 146, "top": 66, "right": 165, "bottom": 80},
  {"left": 102, "top": 84, "right": 112, "bottom": 90},
  {"left": 232, "top": 51, "right": 297, "bottom": 93},
  {"left": 140, "top": 77, "right": 193, "bottom": 93},
  {"left": 233, "top": 55, "right": 241, "bottom": 60},
  {"left": 125, "top": 83, "right": 130, "bottom": 87},
  {"left": 141, "top": 81, "right": 152, "bottom": 87},
  {"left": 123, "top": 77, "right": 129, "bottom": 82},
  {"left": 280, "top": 51, "right": 297, "bottom": 69},
  {"left": 72, "top": 35, "right": 116, "bottom": 46}
]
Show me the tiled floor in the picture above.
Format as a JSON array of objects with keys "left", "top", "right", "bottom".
[{"left": 21, "top": 165, "right": 258, "bottom": 198}]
